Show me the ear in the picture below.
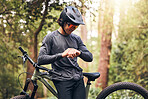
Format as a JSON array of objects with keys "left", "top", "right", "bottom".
[
  {"left": 59, "top": 18, "right": 64, "bottom": 26},
  {"left": 63, "top": 22, "right": 67, "bottom": 27}
]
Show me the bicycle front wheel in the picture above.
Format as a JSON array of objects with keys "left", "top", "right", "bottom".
[{"left": 96, "top": 82, "right": 148, "bottom": 99}]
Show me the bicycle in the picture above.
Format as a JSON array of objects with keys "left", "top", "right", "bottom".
[{"left": 11, "top": 47, "right": 148, "bottom": 99}]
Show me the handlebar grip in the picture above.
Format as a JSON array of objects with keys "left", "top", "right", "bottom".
[{"left": 19, "top": 47, "right": 26, "bottom": 55}]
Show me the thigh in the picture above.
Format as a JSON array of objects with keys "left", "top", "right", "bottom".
[
  {"left": 53, "top": 80, "right": 74, "bottom": 99},
  {"left": 73, "top": 78, "right": 86, "bottom": 99}
]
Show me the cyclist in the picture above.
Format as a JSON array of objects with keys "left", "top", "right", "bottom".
[{"left": 37, "top": 6, "right": 93, "bottom": 99}]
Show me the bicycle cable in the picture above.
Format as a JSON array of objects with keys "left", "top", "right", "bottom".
[
  {"left": 18, "top": 72, "right": 33, "bottom": 90},
  {"left": 17, "top": 55, "right": 33, "bottom": 90}
]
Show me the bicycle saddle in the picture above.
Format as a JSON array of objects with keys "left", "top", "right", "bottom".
[{"left": 83, "top": 72, "right": 100, "bottom": 81}]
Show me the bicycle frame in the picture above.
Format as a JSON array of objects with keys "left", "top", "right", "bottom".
[
  {"left": 21, "top": 68, "right": 92, "bottom": 99},
  {"left": 31, "top": 69, "right": 58, "bottom": 98}
]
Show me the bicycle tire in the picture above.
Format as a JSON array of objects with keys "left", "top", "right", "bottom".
[
  {"left": 10, "top": 95, "right": 30, "bottom": 99},
  {"left": 96, "top": 82, "right": 148, "bottom": 99}
]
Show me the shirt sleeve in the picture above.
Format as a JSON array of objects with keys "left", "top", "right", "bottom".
[
  {"left": 77, "top": 36, "right": 93, "bottom": 62},
  {"left": 37, "top": 34, "right": 63, "bottom": 65}
]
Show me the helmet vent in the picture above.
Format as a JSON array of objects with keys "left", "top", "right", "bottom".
[
  {"left": 72, "top": 8, "right": 76, "bottom": 13},
  {"left": 65, "top": 8, "right": 67, "bottom": 12},
  {"left": 69, "top": 14, "right": 75, "bottom": 20}
]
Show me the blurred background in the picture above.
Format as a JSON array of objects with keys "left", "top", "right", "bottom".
[{"left": 0, "top": 0, "right": 148, "bottom": 98}]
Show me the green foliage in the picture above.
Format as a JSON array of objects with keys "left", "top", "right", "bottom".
[
  {"left": 110, "top": 0, "right": 148, "bottom": 90},
  {"left": 88, "top": 87, "right": 101, "bottom": 99},
  {"left": 0, "top": 0, "right": 65, "bottom": 98},
  {"left": 86, "top": 36, "right": 101, "bottom": 73},
  {"left": 0, "top": 33, "right": 22, "bottom": 98},
  {"left": 0, "top": 68, "right": 20, "bottom": 99}
]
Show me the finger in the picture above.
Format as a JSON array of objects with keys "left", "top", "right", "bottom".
[{"left": 67, "top": 54, "right": 74, "bottom": 59}]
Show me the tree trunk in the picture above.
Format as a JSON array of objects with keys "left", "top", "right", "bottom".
[
  {"left": 96, "top": 0, "right": 114, "bottom": 89},
  {"left": 27, "top": 41, "right": 35, "bottom": 92},
  {"left": 33, "top": 0, "right": 49, "bottom": 62},
  {"left": 34, "top": 33, "right": 38, "bottom": 62},
  {"left": 26, "top": 0, "right": 49, "bottom": 97}
]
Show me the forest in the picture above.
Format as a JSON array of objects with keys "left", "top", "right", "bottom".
[{"left": 0, "top": 0, "right": 148, "bottom": 98}]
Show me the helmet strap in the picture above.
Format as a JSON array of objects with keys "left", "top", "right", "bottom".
[{"left": 61, "top": 23, "right": 69, "bottom": 35}]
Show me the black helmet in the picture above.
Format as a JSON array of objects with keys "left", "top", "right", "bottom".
[{"left": 58, "top": 6, "right": 85, "bottom": 26}]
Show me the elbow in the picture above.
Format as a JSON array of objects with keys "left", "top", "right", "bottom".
[
  {"left": 88, "top": 53, "right": 93, "bottom": 62},
  {"left": 37, "top": 55, "right": 52, "bottom": 65},
  {"left": 84, "top": 54, "right": 93, "bottom": 62},
  {"left": 37, "top": 56, "right": 47, "bottom": 65},
  {"left": 87, "top": 56, "right": 93, "bottom": 62},
  {"left": 90, "top": 57, "right": 93, "bottom": 62},
  {"left": 80, "top": 52, "right": 93, "bottom": 62},
  {"left": 83, "top": 57, "right": 93, "bottom": 62},
  {"left": 37, "top": 56, "right": 42, "bottom": 65}
]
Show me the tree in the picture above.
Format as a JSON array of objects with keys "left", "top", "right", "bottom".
[
  {"left": 96, "top": 0, "right": 114, "bottom": 89},
  {"left": 109, "top": 0, "right": 148, "bottom": 89},
  {"left": 0, "top": 33, "right": 21, "bottom": 98},
  {"left": 0, "top": 0, "right": 29, "bottom": 98},
  {"left": 0, "top": 0, "right": 64, "bottom": 98}
]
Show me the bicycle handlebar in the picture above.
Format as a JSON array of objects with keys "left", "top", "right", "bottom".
[
  {"left": 19, "top": 47, "right": 27, "bottom": 55},
  {"left": 18, "top": 47, "right": 62, "bottom": 76}
]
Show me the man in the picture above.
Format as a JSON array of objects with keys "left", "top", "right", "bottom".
[{"left": 38, "top": 6, "right": 93, "bottom": 99}]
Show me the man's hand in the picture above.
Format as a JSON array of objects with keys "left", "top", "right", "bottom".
[
  {"left": 62, "top": 48, "right": 81, "bottom": 59},
  {"left": 62, "top": 48, "right": 71, "bottom": 57}
]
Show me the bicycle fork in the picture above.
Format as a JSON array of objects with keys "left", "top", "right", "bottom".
[{"left": 20, "top": 78, "right": 38, "bottom": 99}]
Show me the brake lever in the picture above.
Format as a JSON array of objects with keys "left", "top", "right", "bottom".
[
  {"left": 18, "top": 56, "right": 27, "bottom": 64},
  {"left": 23, "top": 56, "right": 27, "bottom": 64}
]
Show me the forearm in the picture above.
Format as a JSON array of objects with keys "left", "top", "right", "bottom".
[
  {"left": 79, "top": 51, "right": 93, "bottom": 62},
  {"left": 37, "top": 53, "right": 62, "bottom": 65}
]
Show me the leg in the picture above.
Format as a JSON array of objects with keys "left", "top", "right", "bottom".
[
  {"left": 73, "top": 78, "right": 86, "bottom": 99},
  {"left": 53, "top": 80, "right": 74, "bottom": 99}
]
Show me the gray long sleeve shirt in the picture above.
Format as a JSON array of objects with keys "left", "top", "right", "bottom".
[{"left": 37, "top": 30, "right": 93, "bottom": 81}]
